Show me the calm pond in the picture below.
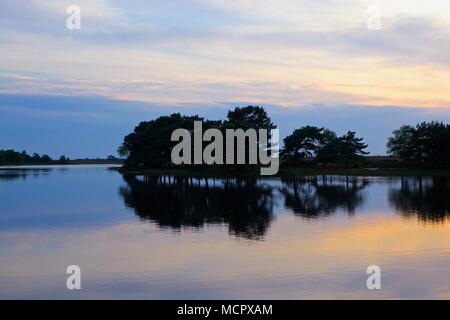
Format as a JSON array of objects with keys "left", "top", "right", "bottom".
[{"left": 1, "top": 165, "right": 450, "bottom": 299}]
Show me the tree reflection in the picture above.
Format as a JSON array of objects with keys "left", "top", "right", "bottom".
[
  {"left": 119, "top": 173, "right": 374, "bottom": 239},
  {"left": 279, "top": 176, "right": 370, "bottom": 219},
  {"left": 120, "top": 173, "right": 450, "bottom": 237},
  {"left": 0, "top": 169, "right": 52, "bottom": 181},
  {"left": 119, "top": 174, "right": 275, "bottom": 240},
  {"left": 389, "top": 177, "right": 450, "bottom": 223}
]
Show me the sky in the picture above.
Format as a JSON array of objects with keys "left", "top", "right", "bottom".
[{"left": 1, "top": 0, "right": 450, "bottom": 158}]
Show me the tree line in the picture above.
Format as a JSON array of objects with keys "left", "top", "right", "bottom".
[
  {"left": 119, "top": 106, "right": 450, "bottom": 169},
  {"left": 281, "top": 126, "right": 368, "bottom": 168},
  {"left": 119, "top": 105, "right": 369, "bottom": 169},
  {"left": 4, "top": 106, "right": 448, "bottom": 169},
  {"left": 0, "top": 150, "right": 69, "bottom": 165},
  {"left": 387, "top": 121, "right": 450, "bottom": 168}
]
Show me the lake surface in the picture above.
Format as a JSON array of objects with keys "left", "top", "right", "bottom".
[{"left": 1, "top": 165, "right": 450, "bottom": 299}]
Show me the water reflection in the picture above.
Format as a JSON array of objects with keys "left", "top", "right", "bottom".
[
  {"left": 389, "top": 177, "right": 450, "bottom": 223},
  {"left": 3, "top": 166, "right": 450, "bottom": 299},
  {"left": 119, "top": 174, "right": 275, "bottom": 240},
  {"left": 120, "top": 173, "right": 450, "bottom": 238},
  {"left": 119, "top": 174, "right": 373, "bottom": 239},
  {"left": 0, "top": 168, "right": 52, "bottom": 181},
  {"left": 279, "top": 176, "right": 369, "bottom": 219}
]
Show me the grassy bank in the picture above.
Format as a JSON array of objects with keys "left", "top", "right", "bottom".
[{"left": 115, "top": 166, "right": 450, "bottom": 177}]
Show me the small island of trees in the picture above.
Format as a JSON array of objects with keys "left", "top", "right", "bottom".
[{"left": 118, "top": 105, "right": 450, "bottom": 173}]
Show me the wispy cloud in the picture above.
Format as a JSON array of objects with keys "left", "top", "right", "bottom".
[{"left": 0, "top": 1, "right": 449, "bottom": 112}]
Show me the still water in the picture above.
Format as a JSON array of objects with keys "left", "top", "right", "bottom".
[{"left": 1, "top": 165, "right": 450, "bottom": 299}]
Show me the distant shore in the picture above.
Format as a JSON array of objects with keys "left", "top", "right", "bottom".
[{"left": 0, "top": 160, "right": 123, "bottom": 167}]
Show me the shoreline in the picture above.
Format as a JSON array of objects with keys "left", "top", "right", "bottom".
[
  {"left": 0, "top": 161, "right": 123, "bottom": 167},
  {"left": 115, "top": 166, "right": 450, "bottom": 177},
  {"left": 4, "top": 164, "right": 450, "bottom": 177}
]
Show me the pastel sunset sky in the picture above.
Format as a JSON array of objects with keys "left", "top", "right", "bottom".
[{"left": 1, "top": 0, "right": 449, "bottom": 157}]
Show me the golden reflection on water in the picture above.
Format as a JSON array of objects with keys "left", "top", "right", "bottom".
[
  {"left": 1, "top": 211, "right": 450, "bottom": 299},
  {"left": 2, "top": 170, "right": 450, "bottom": 298}
]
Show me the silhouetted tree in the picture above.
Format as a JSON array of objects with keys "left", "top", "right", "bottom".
[
  {"left": 387, "top": 125, "right": 415, "bottom": 162},
  {"left": 58, "top": 155, "right": 69, "bottom": 164},
  {"left": 223, "top": 106, "right": 277, "bottom": 166},
  {"left": 225, "top": 106, "right": 275, "bottom": 131},
  {"left": 0, "top": 149, "right": 55, "bottom": 165},
  {"left": 388, "top": 121, "right": 450, "bottom": 168},
  {"left": 282, "top": 126, "right": 329, "bottom": 164},
  {"left": 337, "top": 131, "right": 369, "bottom": 168},
  {"left": 314, "top": 131, "right": 368, "bottom": 168},
  {"left": 118, "top": 113, "right": 204, "bottom": 168},
  {"left": 316, "top": 138, "right": 341, "bottom": 167}
]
